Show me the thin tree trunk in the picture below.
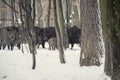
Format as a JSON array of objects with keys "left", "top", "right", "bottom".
[
  {"left": 11, "top": 0, "right": 15, "bottom": 26},
  {"left": 56, "top": 0, "right": 68, "bottom": 49},
  {"left": 19, "top": 0, "right": 37, "bottom": 69},
  {"left": 0, "top": 1, "right": 6, "bottom": 27},
  {"left": 62, "top": 0, "right": 69, "bottom": 48},
  {"left": 53, "top": 0, "right": 65, "bottom": 63},
  {"left": 46, "top": 0, "right": 51, "bottom": 27}
]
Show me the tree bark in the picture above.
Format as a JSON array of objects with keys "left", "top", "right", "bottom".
[
  {"left": 80, "top": 0, "right": 101, "bottom": 66},
  {"left": 100, "top": 0, "right": 120, "bottom": 79},
  {"left": 56, "top": 0, "right": 69, "bottom": 49},
  {"left": 36, "top": 0, "right": 42, "bottom": 27},
  {"left": 11, "top": 0, "right": 15, "bottom": 26},
  {"left": 0, "top": 1, "right": 7, "bottom": 27},
  {"left": 46, "top": 0, "right": 51, "bottom": 27},
  {"left": 19, "top": 0, "right": 37, "bottom": 69},
  {"left": 53, "top": 0, "right": 65, "bottom": 63},
  {"left": 62, "top": 0, "right": 69, "bottom": 49}
]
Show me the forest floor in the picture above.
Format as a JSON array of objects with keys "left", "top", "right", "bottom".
[{"left": 0, "top": 43, "right": 110, "bottom": 80}]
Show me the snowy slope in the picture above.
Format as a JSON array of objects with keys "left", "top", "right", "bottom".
[{"left": 0, "top": 43, "right": 111, "bottom": 80}]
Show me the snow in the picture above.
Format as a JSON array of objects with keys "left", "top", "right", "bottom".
[{"left": 0, "top": 43, "right": 111, "bottom": 80}]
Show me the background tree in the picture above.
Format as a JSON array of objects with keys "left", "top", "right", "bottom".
[
  {"left": 1, "top": 0, "right": 20, "bottom": 27},
  {"left": 46, "top": 0, "right": 51, "bottom": 27},
  {"left": 100, "top": 0, "right": 120, "bottom": 79},
  {"left": 19, "top": 0, "right": 37, "bottom": 69},
  {"left": 70, "top": 0, "right": 80, "bottom": 27},
  {"left": 53, "top": 0, "right": 65, "bottom": 63},
  {"left": 56, "top": 0, "right": 69, "bottom": 49},
  {"left": 0, "top": 0, "right": 7, "bottom": 27},
  {"left": 11, "top": 0, "right": 15, "bottom": 26},
  {"left": 37, "top": 0, "right": 43, "bottom": 27},
  {"left": 64, "top": 0, "right": 72, "bottom": 28},
  {"left": 61, "top": 0, "right": 69, "bottom": 49},
  {"left": 79, "top": 0, "right": 101, "bottom": 66}
]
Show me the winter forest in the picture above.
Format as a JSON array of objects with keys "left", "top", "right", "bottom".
[{"left": 0, "top": 0, "right": 120, "bottom": 80}]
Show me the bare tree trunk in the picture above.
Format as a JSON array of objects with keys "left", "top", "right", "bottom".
[
  {"left": 53, "top": 0, "right": 65, "bottom": 63},
  {"left": 11, "top": 0, "right": 15, "bottom": 26},
  {"left": 65, "top": 0, "right": 71, "bottom": 28},
  {"left": 80, "top": 0, "right": 101, "bottom": 66},
  {"left": 100, "top": 0, "right": 120, "bottom": 79},
  {"left": 37, "top": 0, "right": 43, "bottom": 27},
  {"left": 62, "top": 0, "right": 69, "bottom": 49},
  {"left": 0, "top": 1, "right": 6, "bottom": 27},
  {"left": 66, "top": 0, "right": 69, "bottom": 28},
  {"left": 56, "top": 0, "right": 68, "bottom": 49},
  {"left": 14, "top": 1, "right": 20, "bottom": 27},
  {"left": 19, "top": 0, "right": 37, "bottom": 69},
  {"left": 77, "top": 0, "right": 80, "bottom": 25},
  {"left": 70, "top": 1, "right": 80, "bottom": 27},
  {"left": 46, "top": 0, "right": 51, "bottom": 27}
]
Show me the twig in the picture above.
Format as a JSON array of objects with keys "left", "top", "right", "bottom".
[{"left": 1, "top": 0, "right": 19, "bottom": 14}]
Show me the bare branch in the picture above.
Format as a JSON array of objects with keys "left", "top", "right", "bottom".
[{"left": 1, "top": 0, "right": 19, "bottom": 14}]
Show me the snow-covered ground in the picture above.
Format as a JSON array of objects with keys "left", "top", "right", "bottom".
[{"left": 0, "top": 43, "right": 110, "bottom": 80}]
